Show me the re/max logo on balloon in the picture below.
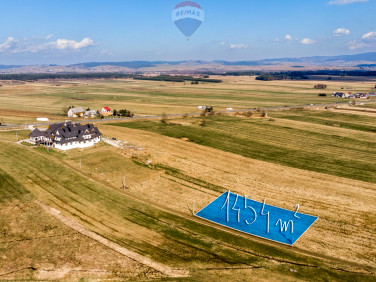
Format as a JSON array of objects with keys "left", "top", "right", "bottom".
[
  {"left": 172, "top": 1, "right": 204, "bottom": 39},
  {"left": 174, "top": 9, "right": 203, "bottom": 19}
]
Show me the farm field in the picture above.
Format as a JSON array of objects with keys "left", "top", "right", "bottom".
[
  {"left": 110, "top": 111, "right": 376, "bottom": 183},
  {"left": 2, "top": 141, "right": 374, "bottom": 280},
  {"left": 0, "top": 167, "right": 162, "bottom": 280},
  {"left": 0, "top": 78, "right": 375, "bottom": 280},
  {"left": 1, "top": 76, "right": 376, "bottom": 125},
  {"left": 0, "top": 135, "right": 375, "bottom": 280}
]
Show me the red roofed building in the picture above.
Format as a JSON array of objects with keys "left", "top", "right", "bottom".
[{"left": 101, "top": 107, "right": 112, "bottom": 116}]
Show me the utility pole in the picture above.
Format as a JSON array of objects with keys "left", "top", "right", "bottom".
[
  {"left": 122, "top": 176, "right": 125, "bottom": 190},
  {"left": 80, "top": 157, "right": 82, "bottom": 169},
  {"left": 16, "top": 132, "right": 18, "bottom": 141}
]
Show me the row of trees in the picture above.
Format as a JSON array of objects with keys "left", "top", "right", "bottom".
[
  {"left": 134, "top": 75, "right": 222, "bottom": 83},
  {"left": 0, "top": 73, "right": 133, "bottom": 81},
  {"left": 113, "top": 109, "right": 133, "bottom": 117}
]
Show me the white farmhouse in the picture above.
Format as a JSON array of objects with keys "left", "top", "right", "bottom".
[
  {"left": 29, "top": 121, "right": 102, "bottom": 150},
  {"left": 68, "top": 107, "right": 85, "bottom": 117}
]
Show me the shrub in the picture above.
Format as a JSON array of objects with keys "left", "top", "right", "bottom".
[{"left": 245, "top": 111, "right": 253, "bottom": 117}]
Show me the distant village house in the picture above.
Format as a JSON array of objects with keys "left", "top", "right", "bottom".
[
  {"left": 356, "top": 93, "right": 369, "bottom": 99},
  {"left": 68, "top": 107, "right": 85, "bottom": 117},
  {"left": 101, "top": 107, "right": 112, "bottom": 116},
  {"left": 84, "top": 110, "right": 99, "bottom": 118}
]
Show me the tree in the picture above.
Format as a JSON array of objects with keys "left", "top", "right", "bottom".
[
  {"left": 119, "top": 109, "right": 126, "bottom": 116},
  {"left": 63, "top": 105, "right": 75, "bottom": 116},
  {"left": 161, "top": 112, "right": 167, "bottom": 124},
  {"left": 113, "top": 109, "right": 117, "bottom": 116},
  {"left": 86, "top": 107, "right": 90, "bottom": 111}
]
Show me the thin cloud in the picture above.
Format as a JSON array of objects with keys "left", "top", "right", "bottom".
[
  {"left": 328, "top": 0, "right": 368, "bottom": 5},
  {"left": 362, "top": 31, "right": 376, "bottom": 39},
  {"left": 348, "top": 40, "right": 369, "bottom": 50},
  {"left": 53, "top": 38, "right": 94, "bottom": 50},
  {"left": 348, "top": 31, "right": 376, "bottom": 50},
  {"left": 0, "top": 37, "right": 16, "bottom": 52},
  {"left": 333, "top": 28, "right": 350, "bottom": 36},
  {"left": 273, "top": 34, "right": 293, "bottom": 42},
  {"left": 230, "top": 44, "right": 248, "bottom": 49},
  {"left": 0, "top": 36, "right": 96, "bottom": 54},
  {"left": 300, "top": 38, "right": 315, "bottom": 45}
]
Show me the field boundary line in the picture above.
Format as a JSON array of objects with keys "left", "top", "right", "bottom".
[{"left": 36, "top": 201, "right": 189, "bottom": 278}]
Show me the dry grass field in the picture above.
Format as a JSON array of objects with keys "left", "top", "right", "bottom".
[
  {"left": 103, "top": 112, "right": 376, "bottom": 267},
  {"left": 0, "top": 167, "right": 163, "bottom": 280},
  {"left": 0, "top": 77, "right": 375, "bottom": 281}
]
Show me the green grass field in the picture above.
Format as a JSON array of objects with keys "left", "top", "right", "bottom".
[
  {"left": 0, "top": 167, "right": 31, "bottom": 202},
  {"left": 271, "top": 110, "right": 376, "bottom": 133},
  {"left": 0, "top": 130, "right": 30, "bottom": 141},
  {"left": 111, "top": 111, "right": 376, "bottom": 183}
]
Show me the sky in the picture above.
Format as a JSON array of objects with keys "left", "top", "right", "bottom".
[{"left": 0, "top": 0, "right": 375, "bottom": 65}]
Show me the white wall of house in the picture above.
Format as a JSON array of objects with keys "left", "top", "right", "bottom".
[{"left": 54, "top": 137, "right": 101, "bottom": 151}]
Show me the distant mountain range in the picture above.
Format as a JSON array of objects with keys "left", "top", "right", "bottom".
[{"left": 1, "top": 52, "right": 376, "bottom": 74}]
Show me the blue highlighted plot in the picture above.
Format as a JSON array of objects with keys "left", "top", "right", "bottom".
[{"left": 195, "top": 191, "right": 318, "bottom": 245}]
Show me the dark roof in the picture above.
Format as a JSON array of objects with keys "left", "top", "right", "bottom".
[
  {"left": 29, "top": 128, "right": 43, "bottom": 137},
  {"left": 30, "top": 122, "right": 101, "bottom": 144}
]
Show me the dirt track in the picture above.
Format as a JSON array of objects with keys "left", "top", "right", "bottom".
[{"left": 37, "top": 201, "right": 189, "bottom": 278}]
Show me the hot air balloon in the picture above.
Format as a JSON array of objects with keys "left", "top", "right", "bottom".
[{"left": 172, "top": 1, "right": 204, "bottom": 39}]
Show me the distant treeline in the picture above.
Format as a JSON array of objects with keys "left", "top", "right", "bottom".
[
  {"left": 1, "top": 70, "right": 376, "bottom": 82},
  {"left": 134, "top": 75, "right": 222, "bottom": 83},
  {"left": 201, "top": 71, "right": 261, "bottom": 76},
  {"left": 255, "top": 73, "right": 308, "bottom": 81},
  {"left": 0, "top": 73, "right": 222, "bottom": 83},
  {"left": 255, "top": 70, "right": 376, "bottom": 80},
  {"left": 202, "top": 70, "right": 376, "bottom": 80},
  {"left": 0, "top": 73, "right": 133, "bottom": 81}
]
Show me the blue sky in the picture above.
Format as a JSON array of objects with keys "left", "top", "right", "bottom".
[{"left": 0, "top": 0, "right": 375, "bottom": 65}]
